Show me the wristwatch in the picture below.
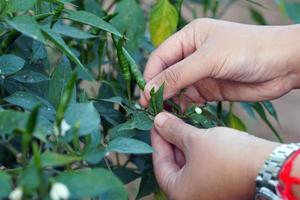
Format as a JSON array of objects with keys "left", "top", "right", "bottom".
[{"left": 255, "top": 143, "right": 300, "bottom": 200}]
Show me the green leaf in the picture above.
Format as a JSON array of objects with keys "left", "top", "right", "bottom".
[
  {"left": 41, "top": 152, "right": 82, "bottom": 167},
  {"left": 224, "top": 112, "right": 247, "bottom": 132},
  {"left": 109, "top": 123, "right": 138, "bottom": 140},
  {"left": 0, "top": 0, "right": 10, "bottom": 17},
  {"left": 53, "top": 22, "right": 96, "bottom": 39},
  {"left": 64, "top": 10, "right": 122, "bottom": 37},
  {"left": 262, "top": 101, "right": 278, "bottom": 121},
  {"left": 100, "top": 96, "right": 123, "bottom": 105},
  {"left": 26, "top": 105, "right": 40, "bottom": 135},
  {"left": 55, "top": 168, "right": 127, "bottom": 199},
  {"left": 4, "top": 91, "right": 55, "bottom": 120},
  {"left": 49, "top": 57, "right": 75, "bottom": 108},
  {"left": 65, "top": 102, "right": 101, "bottom": 136},
  {"left": 0, "top": 110, "right": 52, "bottom": 141},
  {"left": 113, "top": 167, "right": 140, "bottom": 184},
  {"left": 189, "top": 113, "right": 216, "bottom": 128},
  {"left": 56, "top": 73, "right": 77, "bottom": 123},
  {"left": 249, "top": 7, "right": 267, "bottom": 25},
  {"left": 41, "top": 26, "right": 85, "bottom": 70},
  {"left": 11, "top": 70, "right": 49, "bottom": 83},
  {"left": 251, "top": 103, "right": 283, "bottom": 142},
  {"left": 31, "top": 40, "right": 47, "bottom": 61},
  {"left": 132, "top": 111, "right": 153, "bottom": 131},
  {"left": 0, "top": 171, "right": 12, "bottom": 199},
  {"left": 117, "top": 121, "right": 136, "bottom": 132},
  {"left": 108, "top": 137, "right": 153, "bottom": 154},
  {"left": 10, "top": 0, "right": 36, "bottom": 12},
  {"left": 18, "top": 165, "right": 39, "bottom": 192},
  {"left": 150, "top": 0, "right": 179, "bottom": 46},
  {"left": 83, "top": 146, "right": 107, "bottom": 164},
  {"left": 6, "top": 16, "right": 46, "bottom": 43},
  {"left": 286, "top": 3, "right": 300, "bottom": 23},
  {"left": 150, "top": 84, "right": 164, "bottom": 115},
  {"left": 0, "top": 55, "right": 25, "bottom": 76},
  {"left": 136, "top": 173, "right": 158, "bottom": 199},
  {"left": 0, "top": 111, "right": 26, "bottom": 134},
  {"left": 111, "top": 0, "right": 146, "bottom": 51},
  {"left": 155, "top": 190, "right": 167, "bottom": 200},
  {"left": 83, "top": 0, "right": 104, "bottom": 17}
]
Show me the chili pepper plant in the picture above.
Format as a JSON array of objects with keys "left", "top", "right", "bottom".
[{"left": 0, "top": 0, "right": 295, "bottom": 199}]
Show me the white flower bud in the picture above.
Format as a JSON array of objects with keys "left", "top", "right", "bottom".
[
  {"left": 135, "top": 104, "right": 141, "bottom": 109},
  {"left": 9, "top": 187, "right": 23, "bottom": 200},
  {"left": 60, "top": 119, "right": 71, "bottom": 136},
  {"left": 50, "top": 182, "right": 70, "bottom": 200},
  {"left": 105, "top": 152, "right": 110, "bottom": 157},
  {"left": 195, "top": 107, "right": 202, "bottom": 114}
]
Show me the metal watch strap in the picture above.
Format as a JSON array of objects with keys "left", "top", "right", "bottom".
[{"left": 255, "top": 143, "right": 300, "bottom": 200}]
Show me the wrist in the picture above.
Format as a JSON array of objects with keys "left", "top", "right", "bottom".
[{"left": 245, "top": 140, "right": 281, "bottom": 198}]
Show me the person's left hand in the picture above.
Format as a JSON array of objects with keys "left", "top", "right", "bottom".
[{"left": 152, "top": 112, "right": 280, "bottom": 200}]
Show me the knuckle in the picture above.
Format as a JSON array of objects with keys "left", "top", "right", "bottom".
[
  {"left": 162, "top": 68, "right": 181, "bottom": 87},
  {"left": 190, "top": 18, "right": 212, "bottom": 27},
  {"left": 182, "top": 131, "right": 194, "bottom": 148},
  {"left": 150, "top": 51, "right": 168, "bottom": 69}
]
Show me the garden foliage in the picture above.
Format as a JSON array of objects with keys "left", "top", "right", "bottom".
[{"left": 0, "top": 0, "right": 298, "bottom": 199}]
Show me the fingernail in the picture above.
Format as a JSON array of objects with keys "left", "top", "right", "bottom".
[{"left": 154, "top": 112, "right": 170, "bottom": 128}]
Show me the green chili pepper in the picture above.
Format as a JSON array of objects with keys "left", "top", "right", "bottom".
[
  {"left": 122, "top": 48, "right": 146, "bottom": 90},
  {"left": 113, "top": 36, "right": 131, "bottom": 83}
]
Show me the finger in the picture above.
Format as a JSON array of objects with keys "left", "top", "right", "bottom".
[
  {"left": 144, "top": 51, "right": 214, "bottom": 102},
  {"left": 143, "top": 26, "right": 196, "bottom": 82},
  {"left": 182, "top": 86, "right": 206, "bottom": 105},
  {"left": 194, "top": 78, "right": 292, "bottom": 102},
  {"left": 140, "top": 26, "right": 196, "bottom": 106},
  {"left": 174, "top": 147, "right": 185, "bottom": 168},
  {"left": 154, "top": 112, "right": 198, "bottom": 152},
  {"left": 151, "top": 128, "right": 180, "bottom": 192}
]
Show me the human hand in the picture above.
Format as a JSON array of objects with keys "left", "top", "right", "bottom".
[
  {"left": 140, "top": 19, "right": 300, "bottom": 106},
  {"left": 152, "top": 112, "right": 280, "bottom": 200}
]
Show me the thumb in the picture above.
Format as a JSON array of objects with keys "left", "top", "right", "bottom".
[{"left": 154, "top": 112, "right": 197, "bottom": 152}]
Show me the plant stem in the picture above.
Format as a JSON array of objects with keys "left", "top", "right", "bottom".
[
  {"left": 217, "top": 101, "right": 223, "bottom": 120},
  {"left": 126, "top": 82, "right": 132, "bottom": 105},
  {"left": 97, "top": 34, "right": 106, "bottom": 81},
  {"left": 106, "top": 0, "right": 117, "bottom": 12},
  {"left": 104, "top": 157, "right": 112, "bottom": 172},
  {"left": 0, "top": 30, "right": 21, "bottom": 55},
  {"left": 123, "top": 158, "right": 130, "bottom": 168},
  {"left": 115, "top": 153, "right": 120, "bottom": 166},
  {"left": 0, "top": 142, "right": 19, "bottom": 156},
  {"left": 21, "top": 132, "right": 31, "bottom": 166}
]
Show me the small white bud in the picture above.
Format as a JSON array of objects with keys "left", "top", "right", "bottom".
[
  {"left": 105, "top": 152, "right": 110, "bottom": 157},
  {"left": 9, "top": 187, "right": 23, "bottom": 200},
  {"left": 60, "top": 119, "right": 71, "bottom": 136},
  {"left": 134, "top": 104, "right": 141, "bottom": 109},
  {"left": 195, "top": 107, "right": 202, "bottom": 114},
  {"left": 50, "top": 182, "right": 70, "bottom": 200}
]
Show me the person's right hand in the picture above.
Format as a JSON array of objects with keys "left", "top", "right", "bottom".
[{"left": 140, "top": 19, "right": 300, "bottom": 106}]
